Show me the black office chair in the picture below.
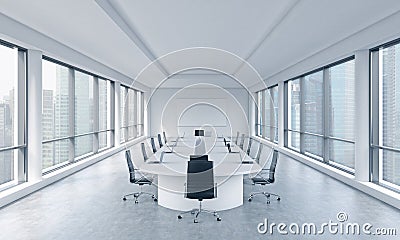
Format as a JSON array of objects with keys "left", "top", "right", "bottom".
[
  {"left": 150, "top": 137, "right": 157, "bottom": 153},
  {"left": 141, "top": 142, "right": 148, "bottom": 161},
  {"left": 177, "top": 160, "right": 221, "bottom": 223},
  {"left": 157, "top": 133, "right": 163, "bottom": 148},
  {"left": 234, "top": 131, "right": 240, "bottom": 145},
  {"left": 252, "top": 143, "right": 263, "bottom": 163},
  {"left": 122, "top": 150, "right": 157, "bottom": 203},
  {"left": 238, "top": 133, "right": 245, "bottom": 149},
  {"left": 248, "top": 149, "right": 281, "bottom": 204},
  {"left": 223, "top": 137, "right": 230, "bottom": 146},
  {"left": 245, "top": 138, "right": 252, "bottom": 155},
  {"left": 163, "top": 131, "right": 167, "bottom": 144}
]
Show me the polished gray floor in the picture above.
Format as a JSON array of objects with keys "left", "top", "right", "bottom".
[{"left": 0, "top": 147, "right": 399, "bottom": 240}]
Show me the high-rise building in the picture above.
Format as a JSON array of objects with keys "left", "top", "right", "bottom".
[
  {"left": 42, "top": 89, "right": 54, "bottom": 169},
  {"left": 382, "top": 46, "right": 400, "bottom": 185}
]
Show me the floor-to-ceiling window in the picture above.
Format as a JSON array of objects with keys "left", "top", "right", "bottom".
[
  {"left": 98, "top": 79, "right": 111, "bottom": 150},
  {"left": 42, "top": 57, "right": 120, "bottom": 172},
  {"left": 284, "top": 57, "right": 355, "bottom": 173},
  {"left": 42, "top": 60, "right": 70, "bottom": 169},
  {"left": 255, "top": 85, "right": 279, "bottom": 143},
  {"left": 371, "top": 41, "right": 400, "bottom": 190},
  {"left": 120, "top": 85, "right": 144, "bottom": 143},
  {"left": 287, "top": 78, "right": 301, "bottom": 150},
  {"left": 327, "top": 60, "right": 355, "bottom": 170},
  {"left": 0, "top": 41, "right": 25, "bottom": 189},
  {"left": 74, "top": 71, "right": 94, "bottom": 158}
]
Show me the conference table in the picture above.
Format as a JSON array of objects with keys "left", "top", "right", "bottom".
[{"left": 137, "top": 137, "right": 262, "bottom": 211}]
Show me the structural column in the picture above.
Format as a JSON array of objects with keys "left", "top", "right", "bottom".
[
  {"left": 278, "top": 82, "right": 285, "bottom": 148},
  {"left": 354, "top": 50, "right": 370, "bottom": 181},
  {"left": 26, "top": 50, "right": 42, "bottom": 182},
  {"left": 114, "top": 81, "right": 121, "bottom": 146}
]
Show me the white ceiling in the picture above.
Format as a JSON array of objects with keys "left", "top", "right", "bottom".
[{"left": 1, "top": 0, "right": 400, "bottom": 89}]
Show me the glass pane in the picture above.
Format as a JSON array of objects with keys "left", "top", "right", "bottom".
[
  {"left": 75, "top": 135, "right": 93, "bottom": 158},
  {"left": 288, "top": 131, "right": 300, "bottom": 150},
  {"left": 128, "top": 89, "right": 136, "bottom": 127},
  {"left": 328, "top": 60, "right": 355, "bottom": 140},
  {"left": 381, "top": 45, "right": 400, "bottom": 150},
  {"left": 381, "top": 149, "right": 400, "bottom": 186},
  {"left": 128, "top": 126, "right": 135, "bottom": 140},
  {"left": 265, "top": 89, "right": 271, "bottom": 137},
  {"left": 42, "top": 60, "right": 70, "bottom": 141},
  {"left": 42, "top": 140, "right": 69, "bottom": 169},
  {"left": 288, "top": 79, "right": 300, "bottom": 131},
  {"left": 137, "top": 91, "right": 142, "bottom": 125},
  {"left": 120, "top": 127, "right": 125, "bottom": 143},
  {"left": 304, "top": 135, "right": 324, "bottom": 159},
  {"left": 257, "top": 91, "right": 262, "bottom": 136},
  {"left": 99, "top": 80, "right": 109, "bottom": 131},
  {"left": 0, "top": 45, "right": 17, "bottom": 148},
  {"left": 329, "top": 139, "right": 355, "bottom": 169},
  {"left": 139, "top": 125, "right": 144, "bottom": 137},
  {"left": 304, "top": 71, "right": 324, "bottom": 135},
  {"left": 120, "top": 86, "right": 126, "bottom": 128},
  {"left": 0, "top": 150, "right": 14, "bottom": 185},
  {"left": 98, "top": 131, "right": 108, "bottom": 150},
  {"left": 75, "top": 71, "right": 94, "bottom": 135},
  {"left": 271, "top": 87, "right": 278, "bottom": 127}
]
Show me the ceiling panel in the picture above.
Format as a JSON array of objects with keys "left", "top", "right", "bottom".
[
  {"left": 0, "top": 0, "right": 150, "bottom": 79},
  {"left": 110, "top": 0, "right": 297, "bottom": 58},
  {"left": 249, "top": 0, "right": 400, "bottom": 80}
]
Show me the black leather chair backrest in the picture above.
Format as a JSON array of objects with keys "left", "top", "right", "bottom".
[
  {"left": 125, "top": 150, "right": 136, "bottom": 183},
  {"left": 186, "top": 160, "right": 214, "bottom": 200},
  {"left": 235, "top": 131, "right": 240, "bottom": 145},
  {"left": 163, "top": 131, "right": 167, "bottom": 144},
  {"left": 239, "top": 133, "right": 245, "bottom": 148},
  {"left": 268, "top": 150, "right": 279, "bottom": 183},
  {"left": 141, "top": 142, "right": 148, "bottom": 161},
  {"left": 150, "top": 137, "right": 157, "bottom": 153},
  {"left": 158, "top": 134, "right": 163, "bottom": 148},
  {"left": 246, "top": 138, "right": 252, "bottom": 155},
  {"left": 255, "top": 144, "right": 263, "bottom": 163}
]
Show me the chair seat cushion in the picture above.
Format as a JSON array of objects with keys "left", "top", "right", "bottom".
[
  {"left": 251, "top": 177, "right": 271, "bottom": 185},
  {"left": 135, "top": 178, "right": 152, "bottom": 185}
]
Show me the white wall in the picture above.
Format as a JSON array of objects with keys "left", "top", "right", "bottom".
[{"left": 149, "top": 86, "right": 250, "bottom": 138}]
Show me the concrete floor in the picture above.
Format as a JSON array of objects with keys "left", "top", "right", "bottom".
[{"left": 0, "top": 147, "right": 399, "bottom": 240}]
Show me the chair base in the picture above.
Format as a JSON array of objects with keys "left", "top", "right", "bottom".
[
  {"left": 122, "top": 191, "right": 157, "bottom": 204},
  {"left": 248, "top": 191, "right": 281, "bottom": 204},
  {"left": 177, "top": 201, "right": 221, "bottom": 223}
]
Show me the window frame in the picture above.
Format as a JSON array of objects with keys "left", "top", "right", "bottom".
[{"left": 284, "top": 56, "right": 356, "bottom": 174}]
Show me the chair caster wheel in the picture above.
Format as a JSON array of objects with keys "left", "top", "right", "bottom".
[
  {"left": 153, "top": 198, "right": 158, "bottom": 202},
  {"left": 134, "top": 200, "right": 138, "bottom": 204},
  {"left": 178, "top": 215, "right": 182, "bottom": 219},
  {"left": 277, "top": 197, "right": 281, "bottom": 201},
  {"left": 217, "top": 217, "right": 222, "bottom": 221},
  {"left": 122, "top": 197, "right": 126, "bottom": 201},
  {"left": 248, "top": 198, "right": 252, "bottom": 202},
  {"left": 266, "top": 200, "right": 270, "bottom": 204},
  {"left": 194, "top": 219, "right": 198, "bottom": 223}
]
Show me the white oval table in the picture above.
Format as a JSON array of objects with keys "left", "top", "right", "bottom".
[{"left": 136, "top": 138, "right": 262, "bottom": 211}]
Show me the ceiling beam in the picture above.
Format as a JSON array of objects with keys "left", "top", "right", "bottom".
[{"left": 95, "top": 0, "right": 170, "bottom": 77}]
